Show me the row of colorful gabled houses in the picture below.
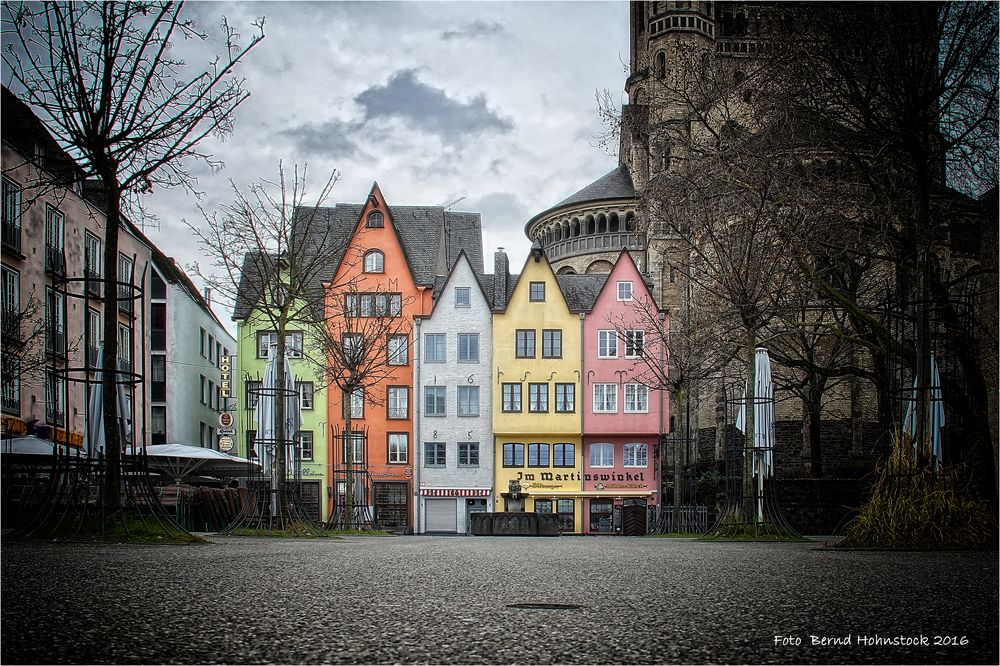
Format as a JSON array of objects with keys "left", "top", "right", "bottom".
[{"left": 234, "top": 184, "right": 669, "bottom": 535}]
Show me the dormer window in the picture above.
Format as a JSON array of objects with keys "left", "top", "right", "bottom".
[
  {"left": 364, "top": 250, "right": 384, "bottom": 273},
  {"left": 366, "top": 211, "right": 384, "bottom": 228}
]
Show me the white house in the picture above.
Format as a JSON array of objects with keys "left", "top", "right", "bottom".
[{"left": 414, "top": 251, "right": 494, "bottom": 533}]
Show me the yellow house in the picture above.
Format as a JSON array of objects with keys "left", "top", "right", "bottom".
[{"left": 492, "top": 243, "right": 605, "bottom": 533}]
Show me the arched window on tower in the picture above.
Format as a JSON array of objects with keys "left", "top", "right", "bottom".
[{"left": 655, "top": 51, "right": 667, "bottom": 80}]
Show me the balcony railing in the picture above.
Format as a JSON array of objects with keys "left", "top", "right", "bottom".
[
  {"left": 1, "top": 392, "right": 19, "bottom": 415},
  {"left": 45, "top": 244, "right": 66, "bottom": 276},
  {"left": 85, "top": 269, "right": 102, "bottom": 298},
  {"left": 544, "top": 232, "right": 646, "bottom": 262},
  {"left": 45, "top": 406, "right": 65, "bottom": 427},
  {"left": 1, "top": 307, "right": 20, "bottom": 341},
  {"left": 2, "top": 220, "right": 21, "bottom": 255},
  {"left": 86, "top": 345, "right": 100, "bottom": 369},
  {"left": 46, "top": 330, "right": 66, "bottom": 357},
  {"left": 118, "top": 292, "right": 134, "bottom": 315}
]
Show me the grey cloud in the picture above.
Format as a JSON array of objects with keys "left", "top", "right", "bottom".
[
  {"left": 355, "top": 69, "right": 513, "bottom": 139},
  {"left": 441, "top": 20, "right": 507, "bottom": 41},
  {"left": 468, "top": 191, "right": 531, "bottom": 231},
  {"left": 280, "top": 119, "right": 361, "bottom": 159}
]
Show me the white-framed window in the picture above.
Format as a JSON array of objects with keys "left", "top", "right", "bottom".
[
  {"left": 424, "top": 441, "right": 446, "bottom": 467},
  {"left": 624, "top": 330, "right": 645, "bottom": 358},
  {"left": 44, "top": 287, "right": 66, "bottom": 355},
  {"left": 593, "top": 383, "right": 617, "bottom": 413},
  {"left": 45, "top": 204, "right": 64, "bottom": 251},
  {"left": 86, "top": 308, "right": 101, "bottom": 365},
  {"left": 208, "top": 334, "right": 215, "bottom": 363},
  {"left": 424, "top": 333, "right": 445, "bottom": 363},
  {"left": 345, "top": 388, "right": 364, "bottom": 419},
  {"left": 364, "top": 250, "right": 384, "bottom": 273},
  {"left": 342, "top": 333, "right": 365, "bottom": 365},
  {"left": 287, "top": 332, "right": 304, "bottom": 358},
  {"left": 624, "top": 383, "right": 649, "bottom": 413},
  {"left": 366, "top": 211, "right": 384, "bottom": 228},
  {"left": 388, "top": 334, "right": 408, "bottom": 365},
  {"left": 118, "top": 252, "right": 134, "bottom": 304},
  {"left": 388, "top": 433, "right": 408, "bottom": 463},
  {"left": 118, "top": 324, "right": 132, "bottom": 370},
  {"left": 202, "top": 328, "right": 208, "bottom": 357},
  {"left": 1, "top": 264, "right": 19, "bottom": 315},
  {"left": 299, "top": 431, "right": 314, "bottom": 461},
  {"left": 45, "top": 368, "right": 66, "bottom": 425},
  {"left": 623, "top": 443, "right": 648, "bottom": 467},
  {"left": 2, "top": 177, "right": 22, "bottom": 230},
  {"left": 245, "top": 381, "right": 262, "bottom": 410},
  {"left": 458, "top": 442, "right": 479, "bottom": 467},
  {"left": 458, "top": 385, "right": 480, "bottom": 416},
  {"left": 387, "top": 386, "right": 408, "bottom": 419},
  {"left": 454, "top": 287, "right": 471, "bottom": 307},
  {"left": 590, "top": 443, "right": 614, "bottom": 467},
  {"left": 458, "top": 333, "right": 479, "bottom": 362},
  {"left": 598, "top": 330, "right": 618, "bottom": 358},
  {"left": 297, "top": 381, "right": 314, "bottom": 410},
  {"left": 84, "top": 231, "right": 101, "bottom": 276},
  {"left": 617, "top": 281, "right": 634, "bottom": 301},
  {"left": 343, "top": 432, "right": 365, "bottom": 462},
  {"left": 258, "top": 332, "right": 302, "bottom": 358},
  {"left": 424, "top": 385, "right": 446, "bottom": 416}
]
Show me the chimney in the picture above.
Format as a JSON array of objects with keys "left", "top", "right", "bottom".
[
  {"left": 204, "top": 287, "right": 212, "bottom": 306},
  {"left": 493, "top": 247, "right": 509, "bottom": 311}
]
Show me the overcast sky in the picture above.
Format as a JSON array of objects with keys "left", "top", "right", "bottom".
[{"left": 140, "top": 1, "right": 630, "bottom": 322}]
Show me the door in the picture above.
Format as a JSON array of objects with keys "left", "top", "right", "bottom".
[
  {"left": 622, "top": 503, "right": 647, "bottom": 536},
  {"left": 425, "top": 498, "right": 457, "bottom": 533},
  {"left": 465, "top": 498, "right": 487, "bottom": 535},
  {"left": 374, "top": 482, "right": 409, "bottom": 528},
  {"left": 299, "top": 481, "right": 321, "bottom": 524}
]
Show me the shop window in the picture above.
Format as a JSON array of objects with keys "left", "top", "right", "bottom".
[
  {"left": 557, "top": 499, "right": 575, "bottom": 532},
  {"left": 590, "top": 500, "right": 614, "bottom": 533}
]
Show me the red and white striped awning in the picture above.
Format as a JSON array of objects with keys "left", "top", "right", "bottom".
[{"left": 420, "top": 487, "right": 491, "bottom": 497}]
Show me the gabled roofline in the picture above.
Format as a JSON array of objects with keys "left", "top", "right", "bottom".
[
  {"left": 415, "top": 249, "right": 491, "bottom": 320},
  {"left": 493, "top": 244, "right": 574, "bottom": 314},
  {"left": 586, "top": 247, "right": 664, "bottom": 315}
]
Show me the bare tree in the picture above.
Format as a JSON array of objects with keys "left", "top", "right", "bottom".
[
  {"left": 2, "top": 1, "right": 264, "bottom": 510},
  {"left": 190, "top": 163, "right": 342, "bottom": 525}
]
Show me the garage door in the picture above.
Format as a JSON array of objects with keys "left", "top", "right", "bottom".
[{"left": 425, "top": 498, "right": 457, "bottom": 533}]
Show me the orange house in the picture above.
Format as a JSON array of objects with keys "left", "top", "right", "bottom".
[{"left": 324, "top": 183, "right": 483, "bottom": 529}]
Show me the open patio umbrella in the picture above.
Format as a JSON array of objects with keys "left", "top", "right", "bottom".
[
  {"left": 903, "top": 353, "right": 945, "bottom": 465},
  {"left": 86, "top": 344, "right": 132, "bottom": 457},
  {"left": 736, "top": 347, "right": 776, "bottom": 521},
  {"left": 2, "top": 435, "right": 78, "bottom": 457},
  {"left": 134, "top": 443, "right": 257, "bottom": 484}
]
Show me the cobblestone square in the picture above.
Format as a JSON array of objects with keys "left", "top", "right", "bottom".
[{"left": 2, "top": 536, "right": 997, "bottom": 664}]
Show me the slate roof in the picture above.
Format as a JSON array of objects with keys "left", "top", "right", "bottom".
[
  {"left": 233, "top": 200, "right": 485, "bottom": 320},
  {"left": 553, "top": 164, "right": 636, "bottom": 209},
  {"left": 555, "top": 274, "right": 610, "bottom": 313}
]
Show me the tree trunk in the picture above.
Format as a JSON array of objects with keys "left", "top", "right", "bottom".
[
  {"left": 672, "top": 385, "right": 686, "bottom": 531},
  {"left": 275, "top": 324, "right": 288, "bottom": 523},
  {"left": 100, "top": 178, "right": 122, "bottom": 512},
  {"left": 744, "top": 330, "right": 757, "bottom": 523},
  {"left": 344, "top": 405, "right": 354, "bottom": 529},
  {"left": 807, "top": 393, "right": 824, "bottom": 478}
]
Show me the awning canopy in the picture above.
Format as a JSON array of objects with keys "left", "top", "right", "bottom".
[{"left": 420, "top": 487, "right": 491, "bottom": 497}]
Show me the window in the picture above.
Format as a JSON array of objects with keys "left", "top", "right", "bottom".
[
  {"left": 44, "top": 287, "right": 66, "bottom": 355},
  {"left": 454, "top": 287, "right": 471, "bottom": 308},
  {"left": 528, "top": 383, "right": 548, "bottom": 412},
  {"left": 624, "top": 443, "right": 649, "bottom": 467},
  {"left": 366, "top": 211, "right": 384, "bottom": 227},
  {"left": 118, "top": 324, "right": 132, "bottom": 372},
  {"left": 534, "top": 499, "right": 553, "bottom": 513},
  {"left": 458, "top": 442, "right": 479, "bottom": 467},
  {"left": 287, "top": 332, "right": 304, "bottom": 358},
  {"left": 424, "top": 333, "right": 446, "bottom": 363},
  {"left": 617, "top": 281, "right": 634, "bottom": 301},
  {"left": 424, "top": 442, "right": 446, "bottom": 467},
  {"left": 529, "top": 281, "right": 545, "bottom": 301},
  {"left": 593, "top": 384, "right": 618, "bottom": 412},
  {"left": 2, "top": 265, "right": 19, "bottom": 318},
  {"left": 118, "top": 253, "right": 134, "bottom": 311},
  {"left": 202, "top": 328, "right": 208, "bottom": 357},
  {"left": 457, "top": 333, "right": 479, "bottom": 362},
  {"left": 598, "top": 330, "right": 618, "bottom": 358},
  {"left": 364, "top": 250, "right": 384, "bottom": 273},
  {"left": 388, "top": 433, "right": 408, "bottom": 464},
  {"left": 503, "top": 442, "right": 525, "bottom": 467},
  {"left": 297, "top": 382, "right": 314, "bottom": 410},
  {"left": 246, "top": 380, "right": 261, "bottom": 410},
  {"left": 542, "top": 329, "right": 562, "bottom": 358},
  {"left": 555, "top": 383, "right": 575, "bottom": 413},
  {"left": 299, "top": 431, "right": 314, "bottom": 461},
  {"left": 343, "top": 333, "right": 365, "bottom": 365},
  {"left": 2, "top": 177, "right": 21, "bottom": 230},
  {"left": 590, "top": 443, "right": 614, "bottom": 467},
  {"left": 215, "top": 341, "right": 222, "bottom": 368},
  {"left": 624, "top": 384, "right": 649, "bottom": 413},
  {"left": 208, "top": 380, "right": 217, "bottom": 410},
  {"left": 624, "top": 330, "right": 645, "bottom": 358},
  {"left": 257, "top": 332, "right": 275, "bottom": 358},
  {"left": 151, "top": 406, "right": 167, "bottom": 446},
  {"left": 388, "top": 335, "right": 408, "bottom": 365},
  {"left": 553, "top": 443, "right": 576, "bottom": 467},
  {"left": 151, "top": 354, "right": 166, "bottom": 401},
  {"left": 424, "top": 385, "right": 446, "bottom": 416},
  {"left": 528, "top": 443, "right": 550, "bottom": 467},
  {"left": 207, "top": 335, "right": 215, "bottom": 363},
  {"left": 45, "top": 369, "right": 65, "bottom": 426},
  {"left": 258, "top": 331, "right": 302, "bottom": 358},
  {"left": 590, "top": 499, "right": 614, "bottom": 533},
  {"left": 387, "top": 387, "right": 409, "bottom": 419},
  {"left": 200, "top": 375, "right": 207, "bottom": 404},
  {"left": 458, "top": 385, "right": 480, "bottom": 416},
  {"left": 343, "top": 432, "right": 365, "bottom": 462},
  {"left": 45, "top": 204, "right": 64, "bottom": 254},
  {"left": 84, "top": 231, "right": 101, "bottom": 282},
  {"left": 151, "top": 303, "right": 166, "bottom": 351},
  {"left": 344, "top": 388, "right": 364, "bottom": 419},
  {"left": 556, "top": 499, "right": 575, "bottom": 531},
  {"left": 515, "top": 329, "right": 535, "bottom": 358},
  {"left": 151, "top": 271, "right": 167, "bottom": 299},
  {"left": 501, "top": 383, "right": 522, "bottom": 412}
]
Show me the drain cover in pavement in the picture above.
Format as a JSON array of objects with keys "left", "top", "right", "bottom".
[{"left": 506, "top": 602, "right": 585, "bottom": 610}]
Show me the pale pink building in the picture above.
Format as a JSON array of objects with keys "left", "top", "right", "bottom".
[{"left": 581, "top": 249, "right": 668, "bottom": 534}]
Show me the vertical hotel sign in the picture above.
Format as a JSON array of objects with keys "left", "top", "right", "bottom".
[{"left": 219, "top": 354, "right": 232, "bottom": 404}]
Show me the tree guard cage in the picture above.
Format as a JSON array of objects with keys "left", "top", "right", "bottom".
[
  {"left": 326, "top": 424, "right": 380, "bottom": 530},
  {"left": 5, "top": 263, "right": 189, "bottom": 540},
  {"left": 703, "top": 389, "right": 801, "bottom": 540},
  {"left": 649, "top": 434, "right": 704, "bottom": 534},
  {"left": 224, "top": 377, "right": 316, "bottom": 532}
]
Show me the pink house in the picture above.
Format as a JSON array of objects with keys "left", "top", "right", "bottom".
[{"left": 581, "top": 250, "right": 668, "bottom": 534}]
